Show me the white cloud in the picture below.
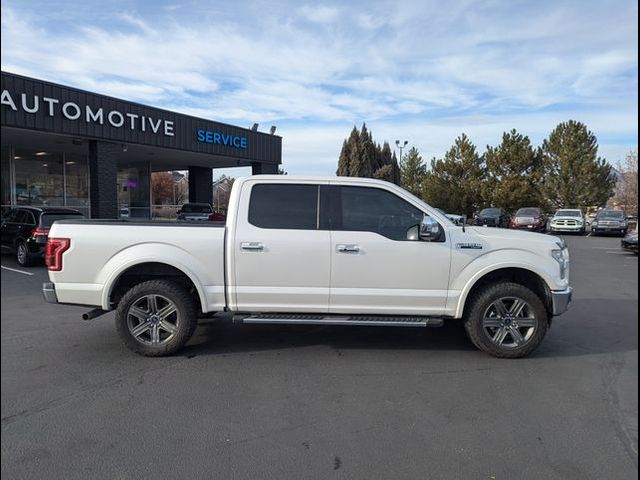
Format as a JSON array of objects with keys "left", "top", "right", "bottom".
[{"left": 1, "top": 0, "right": 637, "bottom": 175}]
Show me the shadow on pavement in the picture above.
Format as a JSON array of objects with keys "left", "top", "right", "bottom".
[{"left": 180, "top": 297, "right": 637, "bottom": 360}]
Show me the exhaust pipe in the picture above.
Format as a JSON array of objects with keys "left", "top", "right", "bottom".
[{"left": 82, "top": 308, "right": 108, "bottom": 321}]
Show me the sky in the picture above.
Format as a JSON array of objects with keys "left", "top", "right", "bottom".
[{"left": 1, "top": 0, "right": 638, "bottom": 178}]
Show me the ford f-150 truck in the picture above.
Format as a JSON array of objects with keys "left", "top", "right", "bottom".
[{"left": 43, "top": 176, "right": 572, "bottom": 358}]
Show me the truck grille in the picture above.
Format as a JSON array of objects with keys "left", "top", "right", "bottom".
[{"left": 556, "top": 220, "right": 577, "bottom": 226}]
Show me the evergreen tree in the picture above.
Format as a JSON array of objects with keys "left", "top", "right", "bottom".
[
  {"left": 336, "top": 124, "right": 400, "bottom": 185},
  {"left": 336, "top": 139, "right": 350, "bottom": 176},
  {"left": 483, "top": 129, "right": 544, "bottom": 212},
  {"left": 400, "top": 146, "right": 426, "bottom": 197},
  {"left": 423, "top": 134, "right": 486, "bottom": 217},
  {"left": 356, "top": 123, "right": 374, "bottom": 177},
  {"left": 541, "top": 120, "right": 616, "bottom": 209}
]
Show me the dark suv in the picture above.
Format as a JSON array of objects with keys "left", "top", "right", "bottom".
[
  {"left": 474, "top": 208, "right": 511, "bottom": 228},
  {"left": 591, "top": 209, "right": 628, "bottom": 236},
  {"left": 1, "top": 207, "right": 85, "bottom": 266}
]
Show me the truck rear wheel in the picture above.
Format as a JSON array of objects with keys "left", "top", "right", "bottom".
[
  {"left": 115, "top": 280, "right": 198, "bottom": 356},
  {"left": 463, "top": 282, "right": 548, "bottom": 358}
]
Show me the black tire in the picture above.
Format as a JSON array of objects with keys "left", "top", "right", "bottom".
[
  {"left": 16, "top": 241, "right": 32, "bottom": 267},
  {"left": 463, "top": 282, "right": 548, "bottom": 358},
  {"left": 115, "top": 280, "right": 198, "bottom": 356}
]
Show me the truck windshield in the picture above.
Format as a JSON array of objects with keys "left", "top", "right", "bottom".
[
  {"left": 597, "top": 210, "right": 624, "bottom": 219},
  {"left": 516, "top": 208, "right": 540, "bottom": 216},
  {"left": 555, "top": 210, "right": 581, "bottom": 217},
  {"left": 480, "top": 208, "right": 500, "bottom": 215}
]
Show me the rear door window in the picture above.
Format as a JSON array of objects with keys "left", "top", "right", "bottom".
[
  {"left": 14, "top": 210, "right": 29, "bottom": 224},
  {"left": 248, "top": 184, "right": 318, "bottom": 230}
]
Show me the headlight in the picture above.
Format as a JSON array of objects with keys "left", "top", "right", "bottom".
[
  {"left": 592, "top": 221, "right": 598, "bottom": 227},
  {"left": 551, "top": 245, "right": 569, "bottom": 279}
]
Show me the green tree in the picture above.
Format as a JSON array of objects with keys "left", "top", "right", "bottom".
[
  {"left": 400, "top": 146, "right": 426, "bottom": 197},
  {"left": 483, "top": 129, "right": 545, "bottom": 212},
  {"left": 541, "top": 120, "right": 616, "bottom": 209},
  {"left": 336, "top": 124, "right": 400, "bottom": 185},
  {"left": 423, "top": 134, "right": 486, "bottom": 217}
]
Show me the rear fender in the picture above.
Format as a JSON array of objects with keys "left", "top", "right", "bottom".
[{"left": 98, "top": 243, "right": 210, "bottom": 312}]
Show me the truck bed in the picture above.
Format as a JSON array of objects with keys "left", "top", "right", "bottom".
[{"left": 48, "top": 220, "right": 227, "bottom": 311}]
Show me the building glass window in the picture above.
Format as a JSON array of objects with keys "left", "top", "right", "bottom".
[
  {"left": 64, "top": 152, "right": 90, "bottom": 217},
  {"left": 118, "top": 162, "right": 150, "bottom": 219},
  {"left": 3, "top": 147, "right": 90, "bottom": 216},
  {"left": 14, "top": 149, "right": 64, "bottom": 207},
  {"left": 1, "top": 145, "right": 11, "bottom": 216}
]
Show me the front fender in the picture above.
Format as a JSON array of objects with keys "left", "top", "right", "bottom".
[
  {"left": 98, "top": 243, "right": 211, "bottom": 312},
  {"left": 448, "top": 248, "right": 563, "bottom": 318}
]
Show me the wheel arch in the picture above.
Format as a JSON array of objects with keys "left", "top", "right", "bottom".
[
  {"left": 457, "top": 267, "right": 553, "bottom": 319},
  {"left": 104, "top": 261, "right": 206, "bottom": 313}
]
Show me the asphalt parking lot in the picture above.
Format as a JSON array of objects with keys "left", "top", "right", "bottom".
[{"left": 1, "top": 234, "right": 637, "bottom": 479}]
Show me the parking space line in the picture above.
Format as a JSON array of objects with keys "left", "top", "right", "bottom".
[{"left": 1, "top": 265, "right": 35, "bottom": 276}]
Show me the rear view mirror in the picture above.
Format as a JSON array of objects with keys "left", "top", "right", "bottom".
[{"left": 420, "top": 215, "right": 442, "bottom": 242}]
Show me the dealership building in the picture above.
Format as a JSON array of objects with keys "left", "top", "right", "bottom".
[{"left": 1, "top": 71, "right": 282, "bottom": 218}]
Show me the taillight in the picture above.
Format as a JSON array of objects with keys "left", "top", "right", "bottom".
[
  {"left": 45, "top": 238, "right": 70, "bottom": 271},
  {"left": 31, "top": 227, "right": 50, "bottom": 237}
]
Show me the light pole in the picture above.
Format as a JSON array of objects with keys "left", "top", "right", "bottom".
[{"left": 395, "top": 139, "right": 408, "bottom": 162}]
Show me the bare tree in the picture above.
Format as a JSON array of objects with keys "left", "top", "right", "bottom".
[{"left": 614, "top": 150, "right": 638, "bottom": 215}]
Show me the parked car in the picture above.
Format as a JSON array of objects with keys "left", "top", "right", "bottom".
[
  {"left": 510, "top": 207, "right": 547, "bottom": 232},
  {"left": 591, "top": 210, "right": 628, "bottom": 236},
  {"left": 208, "top": 211, "right": 227, "bottom": 222},
  {"left": 549, "top": 209, "right": 586, "bottom": 235},
  {"left": 621, "top": 227, "right": 638, "bottom": 254},
  {"left": 1, "top": 206, "right": 85, "bottom": 266},
  {"left": 176, "top": 203, "right": 213, "bottom": 221},
  {"left": 474, "top": 208, "right": 510, "bottom": 228},
  {"left": 43, "top": 176, "right": 572, "bottom": 359},
  {"left": 435, "top": 208, "right": 464, "bottom": 226}
]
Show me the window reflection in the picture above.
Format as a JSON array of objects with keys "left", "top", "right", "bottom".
[
  {"left": 14, "top": 150, "right": 64, "bottom": 207},
  {"left": 11, "top": 148, "right": 90, "bottom": 216}
]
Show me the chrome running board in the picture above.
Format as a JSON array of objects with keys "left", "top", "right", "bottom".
[{"left": 239, "top": 313, "right": 444, "bottom": 328}]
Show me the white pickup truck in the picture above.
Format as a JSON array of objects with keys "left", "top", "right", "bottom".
[{"left": 43, "top": 176, "right": 572, "bottom": 358}]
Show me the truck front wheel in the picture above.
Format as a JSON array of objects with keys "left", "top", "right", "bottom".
[
  {"left": 115, "top": 280, "right": 198, "bottom": 356},
  {"left": 463, "top": 282, "right": 548, "bottom": 358}
]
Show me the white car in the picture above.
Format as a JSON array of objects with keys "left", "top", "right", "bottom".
[
  {"left": 42, "top": 176, "right": 572, "bottom": 359},
  {"left": 549, "top": 209, "right": 586, "bottom": 234},
  {"left": 436, "top": 208, "right": 465, "bottom": 226}
]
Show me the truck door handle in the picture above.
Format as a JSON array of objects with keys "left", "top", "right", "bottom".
[
  {"left": 240, "top": 242, "right": 264, "bottom": 251},
  {"left": 337, "top": 244, "right": 360, "bottom": 254}
]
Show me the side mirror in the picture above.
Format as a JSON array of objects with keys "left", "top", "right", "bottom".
[{"left": 419, "top": 215, "right": 442, "bottom": 241}]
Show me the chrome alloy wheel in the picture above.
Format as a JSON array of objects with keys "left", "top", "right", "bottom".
[
  {"left": 481, "top": 296, "right": 537, "bottom": 349},
  {"left": 126, "top": 294, "right": 179, "bottom": 346},
  {"left": 17, "top": 243, "right": 27, "bottom": 264}
]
